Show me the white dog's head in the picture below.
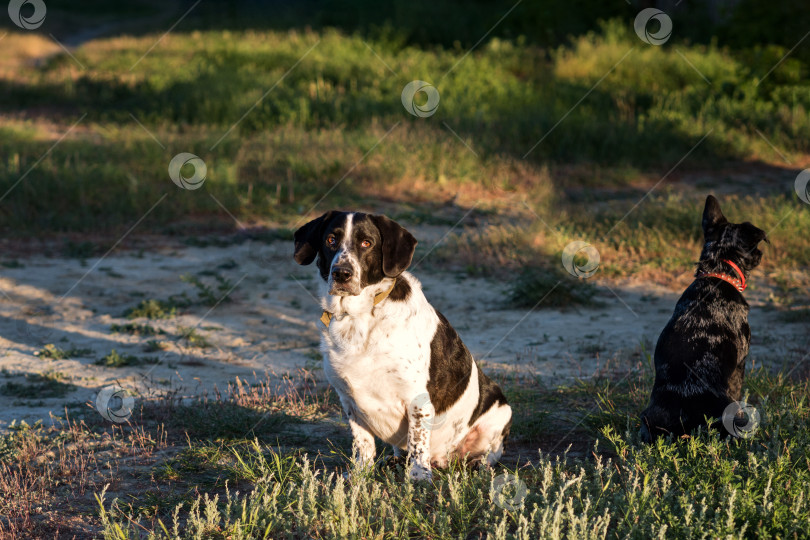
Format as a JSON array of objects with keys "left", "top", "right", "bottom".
[{"left": 293, "top": 211, "right": 417, "bottom": 296}]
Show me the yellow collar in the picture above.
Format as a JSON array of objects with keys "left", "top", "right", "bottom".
[{"left": 320, "top": 278, "right": 397, "bottom": 327}]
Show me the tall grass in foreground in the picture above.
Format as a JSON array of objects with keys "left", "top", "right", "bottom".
[
  {"left": 1, "top": 365, "right": 807, "bottom": 538},
  {"left": 98, "top": 427, "right": 810, "bottom": 539},
  {"left": 96, "top": 371, "right": 810, "bottom": 539}
]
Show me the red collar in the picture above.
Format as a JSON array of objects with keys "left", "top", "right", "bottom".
[{"left": 697, "top": 259, "right": 746, "bottom": 292}]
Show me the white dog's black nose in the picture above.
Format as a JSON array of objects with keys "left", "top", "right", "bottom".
[{"left": 331, "top": 266, "right": 353, "bottom": 283}]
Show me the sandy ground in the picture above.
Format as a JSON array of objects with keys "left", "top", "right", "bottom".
[{"left": 0, "top": 230, "right": 806, "bottom": 428}]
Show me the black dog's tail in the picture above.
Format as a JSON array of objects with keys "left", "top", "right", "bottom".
[{"left": 639, "top": 403, "right": 681, "bottom": 443}]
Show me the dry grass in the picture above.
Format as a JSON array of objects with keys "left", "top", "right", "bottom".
[
  {"left": 1, "top": 340, "right": 809, "bottom": 537},
  {"left": 0, "top": 33, "right": 61, "bottom": 73},
  {"left": 0, "top": 369, "right": 338, "bottom": 538}
]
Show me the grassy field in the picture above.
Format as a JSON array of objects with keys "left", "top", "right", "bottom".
[
  {"left": 1, "top": 0, "right": 810, "bottom": 537},
  {"left": 2, "top": 364, "right": 810, "bottom": 538},
  {"left": 2, "top": 20, "right": 809, "bottom": 302}
]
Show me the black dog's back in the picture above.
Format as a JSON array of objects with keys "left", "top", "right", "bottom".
[
  {"left": 640, "top": 280, "right": 750, "bottom": 440},
  {"left": 640, "top": 195, "right": 767, "bottom": 442}
]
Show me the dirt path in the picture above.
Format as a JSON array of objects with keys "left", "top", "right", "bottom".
[{"left": 0, "top": 234, "right": 806, "bottom": 427}]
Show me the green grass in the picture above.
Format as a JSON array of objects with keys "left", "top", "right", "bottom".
[
  {"left": 508, "top": 267, "right": 600, "bottom": 309},
  {"left": 96, "top": 436, "right": 808, "bottom": 538},
  {"left": 0, "top": 362, "right": 807, "bottom": 537},
  {"left": 123, "top": 298, "right": 183, "bottom": 320},
  {"left": 1, "top": 20, "right": 807, "bottom": 298},
  {"left": 0, "top": 371, "right": 75, "bottom": 399},
  {"left": 1, "top": 19, "right": 809, "bottom": 237},
  {"left": 176, "top": 327, "right": 211, "bottom": 349},
  {"left": 95, "top": 349, "right": 159, "bottom": 367},
  {"left": 35, "top": 343, "right": 94, "bottom": 360},
  {"left": 180, "top": 273, "right": 235, "bottom": 306},
  {"left": 122, "top": 274, "right": 237, "bottom": 320},
  {"left": 89, "top": 368, "right": 810, "bottom": 539},
  {"left": 7, "top": 21, "right": 808, "bottom": 162},
  {"left": 437, "top": 191, "right": 810, "bottom": 303},
  {"left": 110, "top": 322, "right": 166, "bottom": 336}
]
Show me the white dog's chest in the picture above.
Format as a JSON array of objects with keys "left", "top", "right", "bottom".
[
  {"left": 324, "top": 355, "right": 412, "bottom": 444},
  {"left": 323, "top": 317, "right": 430, "bottom": 443},
  {"left": 324, "top": 310, "right": 429, "bottom": 369}
]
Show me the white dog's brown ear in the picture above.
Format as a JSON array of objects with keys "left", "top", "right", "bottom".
[
  {"left": 370, "top": 214, "right": 417, "bottom": 277},
  {"left": 293, "top": 211, "right": 335, "bottom": 265}
]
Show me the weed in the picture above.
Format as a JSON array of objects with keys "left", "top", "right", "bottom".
[
  {"left": 123, "top": 298, "right": 182, "bottom": 320},
  {"left": 35, "top": 343, "right": 93, "bottom": 360},
  {"left": 110, "top": 322, "right": 166, "bottom": 336},
  {"left": 144, "top": 340, "right": 170, "bottom": 352},
  {"left": 176, "top": 327, "right": 211, "bottom": 349},
  {"left": 180, "top": 273, "right": 235, "bottom": 306},
  {"left": 509, "top": 266, "right": 599, "bottom": 308},
  {"left": 0, "top": 371, "right": 74, "bottom": 398},
  {"left": 95, "top": 349, "right": 159, "bottom": 368}
]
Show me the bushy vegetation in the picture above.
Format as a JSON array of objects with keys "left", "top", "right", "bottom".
[
  {"left": 97, "top": 427, "right": 810, "bottom": 539},
  {"left": 3, "top": 15, "right": 808, "bottom": 311},
  {"left": 1, "top": 14, "right": 809, "bottom": 235},
  {"left": 0, "top": 365, "right": 807, "bottom": 538},
  {"left": 96, "top": 369, "right": 810, "bottom": 538}
]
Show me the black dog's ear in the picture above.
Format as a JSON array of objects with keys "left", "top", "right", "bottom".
[
  {"left": 369, "top": 214, "right": 417, "bottom": 277},
  {"left": 293, "top": 211, "right": 336, "bottom": 265},
  {"left": 741, "top": 222, "right": 769, "bottom": 246},
  {"left": 702, "top": 195, "right": 728, "bottom": 236}
]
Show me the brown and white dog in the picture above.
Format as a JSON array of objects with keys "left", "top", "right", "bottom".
[{"left": 293, "top": 211, "right": 512, "bottom": 481}]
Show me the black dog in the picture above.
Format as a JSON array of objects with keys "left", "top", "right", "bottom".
[{"left": 639, "top": 195, "right": 768, "bottom": 442}]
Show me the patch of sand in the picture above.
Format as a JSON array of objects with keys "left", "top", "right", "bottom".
[{"left": 0, "top": 236, "right": 805, "bottom": 428}]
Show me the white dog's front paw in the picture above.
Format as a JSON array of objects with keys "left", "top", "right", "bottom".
[{"left": 409, "top": 463, "right": 432, "bottom": 482}]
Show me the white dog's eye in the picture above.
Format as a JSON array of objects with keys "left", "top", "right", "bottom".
[
  {"left": 361, "top": 240, "right": 372, "bottom": 248},
  {"left": 326, "top": 235, "right": 337, "bottom": 246}
]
